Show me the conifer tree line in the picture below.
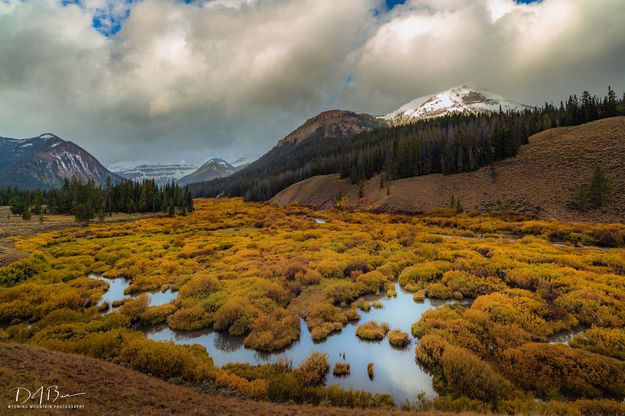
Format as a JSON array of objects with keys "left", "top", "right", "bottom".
[
  {"left": 190, "top": 87, "right": 625, "bottom": 201},
  {"left": 1, "top": 177, "right": 193, "bottom": 221}
]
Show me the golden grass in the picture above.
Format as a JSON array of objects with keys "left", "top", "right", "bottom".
[{"left": 2, "top": 198, "right": 625, "bottom": 413}]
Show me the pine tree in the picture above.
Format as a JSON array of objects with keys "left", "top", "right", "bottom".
[
  {"left": 21, "top": 208, "right": 32, "bottom": 221},
  {"left": 168, "top": 199, "right": 175, "bottom": 217},
  {"left": 449, "top": 195, "right": 456, "bottom": 209},
  {"left": 589, "top": 167, "right": 609, "bottom": 208},
  {"left": 570, "top": 185, "right": 590, "bottom": 211},
  {"left": 455, "top": 198, "right": 464, "bottom": 214}
]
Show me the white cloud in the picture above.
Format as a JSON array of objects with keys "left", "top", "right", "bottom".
[
  {"left": 0, "top": 0, "right": 624, "bottom": 165},
  {"left": 344, "top": 0, "right": 625, "bottom": 113}
]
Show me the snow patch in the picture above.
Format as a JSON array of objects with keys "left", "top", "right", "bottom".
[{"left": 382, "top": 85, "right": 531, "bottom": 124}]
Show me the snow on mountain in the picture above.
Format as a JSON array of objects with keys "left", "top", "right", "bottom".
[
  {"left": 382, "top": 85, "right": 531, "bottom": 125},
  {"left": 178, "top": 158, "right": 241, "bottom": 186},
  {"left": 110, "top": 163, "right": 198, "bottom": 187},
  {"left": 0, "top": 133, "right": 120, "bottom": 189}
]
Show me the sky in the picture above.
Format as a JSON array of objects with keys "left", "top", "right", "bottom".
[{"left": 1, "top": 0, "right": 624, "bottom": 167}]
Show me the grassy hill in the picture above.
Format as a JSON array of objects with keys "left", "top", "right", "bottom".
[{"left": 271, "top": 117, "right": 625, "bottom": 223}]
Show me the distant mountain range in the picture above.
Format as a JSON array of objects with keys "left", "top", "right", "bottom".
[
  {"left": 178, "top": 158, "right": 244, "bottom": 186},
  {"left": 108, "top": 158, "right": 245, "bottom": 186},
  {"left": 0, "top": 133, "right": 119, "bottom": 189},
  {"left": 1, "top": 86, "right": 531, "bottom": 192},
  {"left": 108, "top": 163, "right": 198, "bottom": 187}
]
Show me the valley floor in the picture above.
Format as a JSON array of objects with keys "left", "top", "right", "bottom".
[
  {"left": 1, "top": 199, "right": 625, "bottom": 415},
  {"left": 0, "top": 206, "right": 162, "bottom": 266}
]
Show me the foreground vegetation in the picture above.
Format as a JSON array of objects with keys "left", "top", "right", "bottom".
[{"left": 1, "top": 198, "right": 625, "bottom": 414}]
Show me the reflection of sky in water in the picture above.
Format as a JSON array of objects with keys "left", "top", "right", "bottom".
[
  {"left": 89, "top": 275, "right": 178, "bottom": 311},
  {"left": 314, "top": 218, "right": 326, "bottom": 224},
  {"left": 147, "top": 290, "right": 177, "bottom": 307},
  {"left": 146, "top": 283, "right": 462, "bottom": 404}
]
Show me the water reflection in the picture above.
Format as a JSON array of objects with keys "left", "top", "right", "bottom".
[
  {"left": 145, "top": 283, "right": 466, "bottom": 404},
  {"left": 89, "top": 275, "right": 178, "bottom": 311}
]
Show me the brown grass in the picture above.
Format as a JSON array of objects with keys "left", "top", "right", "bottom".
[{"left": 271, "top": 117, "right": 625, "bottom": 223}]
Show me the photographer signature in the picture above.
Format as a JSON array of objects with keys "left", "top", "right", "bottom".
[{"left": 10, "top": 386, "right": 86, "bottom": 405}]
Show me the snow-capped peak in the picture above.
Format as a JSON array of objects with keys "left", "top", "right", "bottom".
[
  {"left": 38, "top": 133, "right": 62, "bottom": 141},
  {"left": 382, "top": 85, "right": 531, "bottom": 124},
  {"left": 201, "top": 158, "right": 230, "bottom": 169}
]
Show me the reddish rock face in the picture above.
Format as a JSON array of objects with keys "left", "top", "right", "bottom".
[{"left": 277, "top": 110, "right": 387, "bottom": 146}]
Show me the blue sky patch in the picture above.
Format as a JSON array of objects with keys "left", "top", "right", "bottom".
[{"left": 385, "top": 0, "right": 407, "bottom": 10}]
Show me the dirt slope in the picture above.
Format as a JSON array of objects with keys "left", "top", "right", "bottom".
[
  {"left": 0, "top": 343, "right": 479, "bottom": 416},
  {"left": 271, "top": 117, "right": 625, "bottom": 223}
]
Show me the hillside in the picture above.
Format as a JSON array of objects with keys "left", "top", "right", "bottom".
[
  {"left": 0, "top": 133, "right": 119, "bottom": 189},
  {"left": 0, "top": 342, "right": 466, "bottom": 416},
  {"left": 271, "top": 117, "right": 625, "bottom": 223}
]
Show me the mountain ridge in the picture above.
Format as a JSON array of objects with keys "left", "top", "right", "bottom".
[
  {"left": 0, "top": 133, "right": 120, "bottom": 189},
  {"left": 110, "top": 163, "right": 197, "bottom": 187},
  {"left": 276, "top": 109, "right": 387, "bottom": 146},
  {"left": 178, "top": 158, "right": 242, "bottom": 185}
]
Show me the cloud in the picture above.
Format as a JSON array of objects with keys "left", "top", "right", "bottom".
[
  {"left": 0, "top": 0, "right": 624, "bottom": 165},
  {"left": 343, "top": 0, "right": 625, "bottom": 113},
  {"left": 0, "top": 0, "right": 377, "bottom": 164}
]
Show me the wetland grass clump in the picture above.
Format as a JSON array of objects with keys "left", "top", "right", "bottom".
[
  {"left": 333, "top": 362, "right": 350, "bottom": 377},
  {"left": 413, "top": 290, "right": 425, "bottom": 302},
  {"left": 355, "top": 321, "right": 389, "bottom": 341},
  {"left": 388, "top": 329, "right": 410, "bottom": 348}
]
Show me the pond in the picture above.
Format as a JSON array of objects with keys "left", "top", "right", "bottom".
[
  {"left": 314, "top": 218, "right": 326, "bottom": 224},
  {"left": 89, "top": 275, "right": 178, "bottom": 312},
  {"left": 145, "top": 283, "right": 464, "bottom": 405}
]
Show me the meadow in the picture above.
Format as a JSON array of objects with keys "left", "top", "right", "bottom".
[{"left": 1, "top": 198, "right": 625, "bottom": 414}]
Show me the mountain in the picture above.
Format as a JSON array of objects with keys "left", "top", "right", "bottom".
[
  {"left": 271, "top": 117, "right": 625, "bottom": 223},
  {"left": 276, "top": 110, "right": 387, "bottom": 146},
  {"left": 192, "top": 86, "right": 623, "bottom": 203},
  {"left": 110, "top": 163, "right": 197, "bottom": 187},
  {"left": 382, "top": 85, "right": 531, "bottom": 125},
  {"left": 0, "top": 133, "right": 120, "bottom": 189},
  {"left": 189, "top": 109, "right": 387, "bottom": 199},
  {"left": 178, "top": 158, "right": 241, "bottom": 185}
]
